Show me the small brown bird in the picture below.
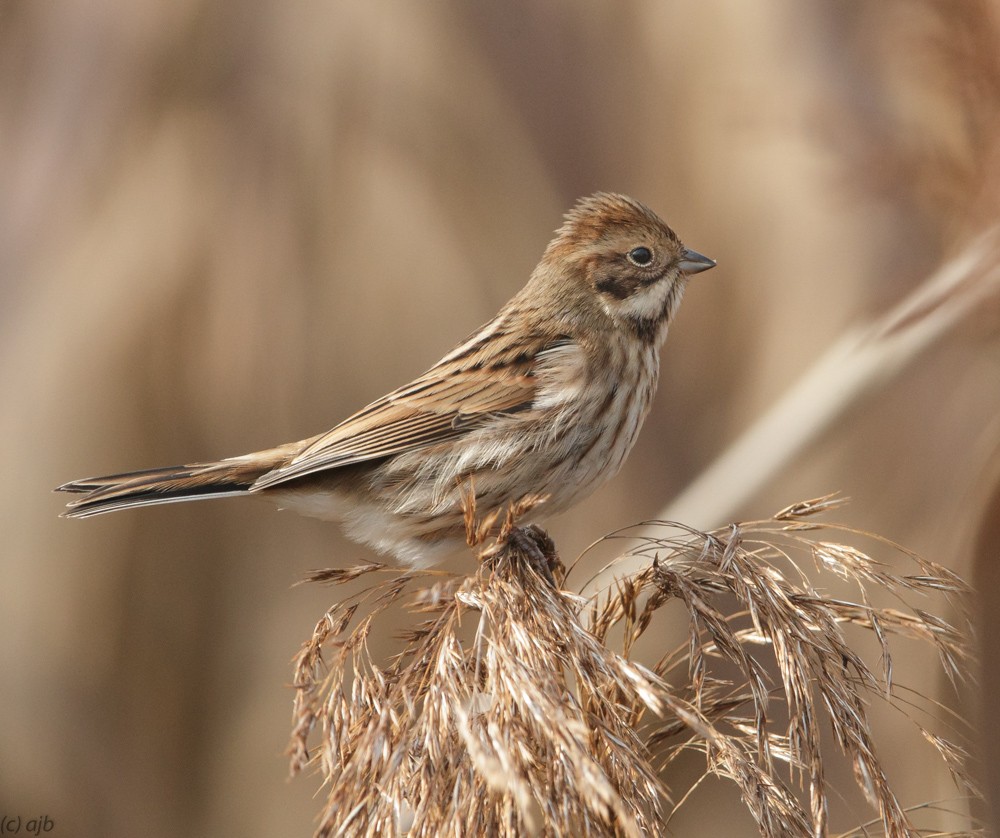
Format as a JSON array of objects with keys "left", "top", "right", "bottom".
[{"left": 58, "top": 193, "right": 714, "bottom": 565}]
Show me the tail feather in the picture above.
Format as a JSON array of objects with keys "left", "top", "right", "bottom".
[{"left": 57, "top": 454, "right": 285, "bottom": 518}]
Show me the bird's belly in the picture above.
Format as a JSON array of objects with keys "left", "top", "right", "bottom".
[
  {"left": 536, "top": 396, "right": 652, "bottom": 513},
  {"left": 267, "top": 485, "right": 466, "bottom": 567},
  {"left": 267, "top": 486, "right": 352, "bottom": 522}
]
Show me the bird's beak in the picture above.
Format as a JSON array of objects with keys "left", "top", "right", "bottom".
[{"left": 677, "top": 248, "right": 716, "bottom": 274}]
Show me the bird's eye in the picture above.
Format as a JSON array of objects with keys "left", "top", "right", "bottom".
[{"left": 627, "top": 246, "right": 653, "bottom": 266}]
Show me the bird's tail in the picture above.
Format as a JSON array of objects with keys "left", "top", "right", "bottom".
[{"left": 56, "top": 452, "right": 286, "bottom": 518}]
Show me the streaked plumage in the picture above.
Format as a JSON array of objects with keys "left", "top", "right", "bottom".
[{"left": 57, "top": 193, "right": 715, "bottom": 565}]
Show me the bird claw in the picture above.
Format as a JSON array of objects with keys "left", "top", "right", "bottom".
[{"left": 506, "top": 525, "right": 563, "bottom": 587}]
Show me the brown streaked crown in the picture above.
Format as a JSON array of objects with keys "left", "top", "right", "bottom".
[{"left": 547, "top": 192, "right": 681, "bottom": 256}]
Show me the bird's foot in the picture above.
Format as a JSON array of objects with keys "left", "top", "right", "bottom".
[{"left": 507, "top": 524, "right": 564, "bottom": 587}]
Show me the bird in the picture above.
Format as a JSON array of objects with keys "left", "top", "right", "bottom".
[{"left": 57, "top": 193, "right": 715, "bottom": 566}]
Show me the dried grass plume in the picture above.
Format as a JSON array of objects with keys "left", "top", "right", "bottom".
[{"left": 288, "top": 495, "right": 978, "bottom": 838}]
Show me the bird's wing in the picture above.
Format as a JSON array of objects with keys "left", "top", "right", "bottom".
[{"left": 251, "top": 330, "right": 572, "bottom": 490}]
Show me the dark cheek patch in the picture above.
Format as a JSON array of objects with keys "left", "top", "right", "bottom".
[{"left": 594, "top": 269, "right": 639, "bottom": 300}]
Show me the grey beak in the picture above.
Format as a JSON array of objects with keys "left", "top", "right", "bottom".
[{"left": 677, "top": 247, "right": 716, "bottom": 274}]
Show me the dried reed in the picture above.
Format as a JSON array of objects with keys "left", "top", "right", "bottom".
[
  {"left": 652, "top": 224, "right": 1000, "bottom": 536},
  {"left": 288, "top": 495, "right": 977, "bottom": 838}
]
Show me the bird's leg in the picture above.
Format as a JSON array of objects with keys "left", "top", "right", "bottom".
[{"left": 507, "top": 524, "right": 564, "bottom": 587}]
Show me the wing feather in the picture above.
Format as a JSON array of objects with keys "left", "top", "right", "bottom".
[{"left": 250, "top": 335, "right": 554, "bottom": 491}]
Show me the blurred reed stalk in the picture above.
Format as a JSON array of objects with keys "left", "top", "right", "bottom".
[
  {"left": 656, "top": 225, "right": 1000, "bottom": 534},
  {"left": 288, "top": 495, "right": 977, "bottom": 838}
]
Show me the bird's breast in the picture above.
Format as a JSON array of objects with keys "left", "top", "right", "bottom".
[{"left": 521, "top": 340, "right": 661, "bottom": 512}]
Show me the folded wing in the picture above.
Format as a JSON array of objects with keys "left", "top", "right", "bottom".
[{"left": 250, "top": 359, "right": 539, "bottom": 490}]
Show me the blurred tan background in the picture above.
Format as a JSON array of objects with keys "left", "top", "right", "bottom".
[{"left": 3, "top": 1, "right": 1000, "bottom": 836}]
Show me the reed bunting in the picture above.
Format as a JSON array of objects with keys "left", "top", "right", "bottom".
[{"left": 58, "top": 193, "right": 715, "bottom": 565}]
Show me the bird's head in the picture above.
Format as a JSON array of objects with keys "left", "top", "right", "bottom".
[{"left": 534, "top": 193, "right": 715, "bottom": 342}]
